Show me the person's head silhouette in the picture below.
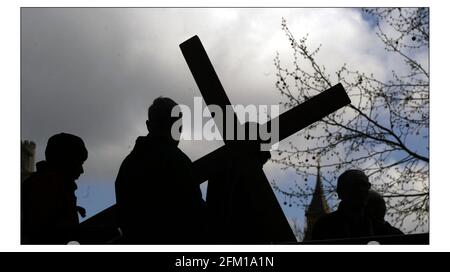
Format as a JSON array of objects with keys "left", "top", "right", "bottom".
[
  {"left": 336, "top": 169, "right": 371, "bottom": 210},
  {"left": 45, "top": 133, "right": 88, "bottom": 180},
  {"left": 365, "top": 190, "right": 387, "bottom": 223},
  {"left": 146, "top": 97, "right": 182, "bottom": 145}
]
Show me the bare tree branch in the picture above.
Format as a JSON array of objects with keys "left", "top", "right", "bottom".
[{"left": 273, "top": 8, "right": 429, "bottom": 234}]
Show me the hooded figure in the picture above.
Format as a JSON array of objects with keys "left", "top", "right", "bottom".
[
  {"left": 311, "top": 169, "right": 373, "bottom": 242},
  {"left": 21, "top": 133, "right": 88, "bottom": 244},
  {"left": 365, "top": 190, "right": 404, "bottom": 236}
]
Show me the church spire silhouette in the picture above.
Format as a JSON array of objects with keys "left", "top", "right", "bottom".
[{"left": 303, "top": 156, "right": 330, "bottom": 241}]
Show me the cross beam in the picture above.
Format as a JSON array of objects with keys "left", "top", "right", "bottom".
[
  {"left": 191, "top": 83, "right": 350, "bottom": 183},
  {"left": 180, "top": 35, "right": 238, "bottom": 144}
]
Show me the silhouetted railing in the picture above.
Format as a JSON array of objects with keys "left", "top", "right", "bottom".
[
  {"left": 78, "top": 205, "right": 428, "bottom": 245},
  {"left": 300, "top": 233, "right": 429, "bottom": 245}
]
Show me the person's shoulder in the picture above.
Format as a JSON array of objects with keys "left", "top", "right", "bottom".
[
  {"left": 24, "top": 166, "right": 56, "bottom": 183},
  {"left": 385, "top": 222, "right": 404, "bottom": 235},
  {"left": 117, "top": 137, "right": 148, "bottom": 166},
  {"left": 168, "top": 145, "right": 192, "bottom": 164},
  {"left": 178, "top": 148, "right": 192, "bottom": 163},
  {"left": 319, "top": 211, "right": 340, "bottom": 221},
  {"left": 314, "top": 211, "right": 340, "bottom": 229},
  {"left": 22, "top": 169, "right": 63, "bottom": 197},
  {"left": 22, "top": 173, "right": 37, "bottom": 191},
  {"left": 116, "top": 152, "right": 135, "bottom": 175},
  {"left": 311, "top": 211, "right": 341, "bottom": 240}
]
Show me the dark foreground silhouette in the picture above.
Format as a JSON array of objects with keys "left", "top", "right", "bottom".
[
  {"left": 115, "top": 97, "right": 207, "bottom": 244},
  {"left": 312, "top": 169, "right": 373, "bottom": 241},
  {"left": 365, "top": 190, "right": 404, "bottom": 236},
  {"left": 21, "top": 133, "right": 88, "bottom": 244}
]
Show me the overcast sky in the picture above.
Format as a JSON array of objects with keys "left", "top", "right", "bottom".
[{"left": 21, "top": 8, "right": 427, "bottom": 235}]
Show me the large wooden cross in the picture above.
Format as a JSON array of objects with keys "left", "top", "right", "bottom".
[
  {"left": 179, "top": 36, "right": 350, "bottom": 243},
  {"left": 80, "top": 35, "right": 350, "bottom": 244}
]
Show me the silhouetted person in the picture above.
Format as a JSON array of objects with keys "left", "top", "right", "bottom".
[
  {"left": 206, "top": 122, "right": 277, "bottom": 243},
  {"left": 365, "top": 190, "right": 404, "bottom": 236},
  {"left": 21, "top": 133, "right": 88, "bottom": 244},
  {"left": 115, "top": 97, "right": 206, "bottom": 244},
  {"left": 311, "top": 169, "right": 373, "bottom": 241}
]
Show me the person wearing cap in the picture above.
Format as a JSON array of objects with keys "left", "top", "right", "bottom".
[
  {"left": 115, "top": 97, "right": 206, "bottom": 244},
  {"left": 21, "top": 133, "right": 88, "bottom": 244},
  {"left": 311, "top": 169, "right": 374, "bottom": 242}
]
